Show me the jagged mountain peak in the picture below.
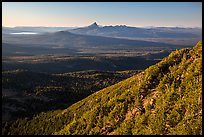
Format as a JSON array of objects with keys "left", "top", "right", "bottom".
[{"left": 87, "top": 22, "right": 99, "bottom": 28}]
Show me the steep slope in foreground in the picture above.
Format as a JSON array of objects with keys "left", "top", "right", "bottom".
[{"left": 3, "top": 41, "right": 202, "bottom": 135}]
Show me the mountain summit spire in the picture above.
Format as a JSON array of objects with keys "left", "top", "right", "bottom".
[{"left": 88, "top": 22, "right": 99, "bottom": 28}]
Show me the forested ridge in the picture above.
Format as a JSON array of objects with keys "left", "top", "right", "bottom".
[{"left": 2, "top": 41, "right": 202, "bottom": 135}]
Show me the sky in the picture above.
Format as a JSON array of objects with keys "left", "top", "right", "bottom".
[{"left": 2, "top": 2, "right": 202, "bottom": 28}]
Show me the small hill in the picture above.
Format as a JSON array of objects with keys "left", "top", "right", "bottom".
[{"left": 2, "top": 41, "right": 202, "bottom": 135}]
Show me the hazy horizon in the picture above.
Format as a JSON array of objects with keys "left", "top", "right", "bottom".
[
  {"left": 2, "top": 22, "right": 203, "bottom": 29},
  {"left": 2, "top": 2, "right": 202, "bottom": 28}
]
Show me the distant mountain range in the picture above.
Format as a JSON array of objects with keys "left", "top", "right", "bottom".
[
  {"left": 2, "top": 23, "right": 201, "bottom": 57},
  {"left": 69, "top": 22, "right": 202, "bottom": 39},
  {"left": 2, "top": 30, "right": 178, "bottom": 50},
  {"left": 3, "top": 22, "right": 202, "bottom": 39}
]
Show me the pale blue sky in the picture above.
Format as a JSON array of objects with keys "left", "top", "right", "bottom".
[{"left": 2, "top": 2, "right": 202, "bottom": 27}]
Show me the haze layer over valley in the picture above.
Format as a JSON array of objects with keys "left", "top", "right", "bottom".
[{"left": 2, "top": 22, "right": 201, "bottom": 73}]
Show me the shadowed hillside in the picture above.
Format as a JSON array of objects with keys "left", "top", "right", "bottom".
[
  {"left": 2, "top": 41, "right": 202, "bottom": 135},
  {"left": 2, "top": 70, "right": 139, "bottom": 123}
]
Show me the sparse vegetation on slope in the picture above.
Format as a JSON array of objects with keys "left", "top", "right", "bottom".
[{"left": 2, "top": 41, "right": 202, "bottom": 135}]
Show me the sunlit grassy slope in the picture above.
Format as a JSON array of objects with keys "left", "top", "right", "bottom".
[{"left": 3, "top": 41, "right": 202, "bottom": 135}]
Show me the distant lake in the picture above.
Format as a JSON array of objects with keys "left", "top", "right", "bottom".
[{"left": 10, "top": 32, "right": 38, "bottom": 35}]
